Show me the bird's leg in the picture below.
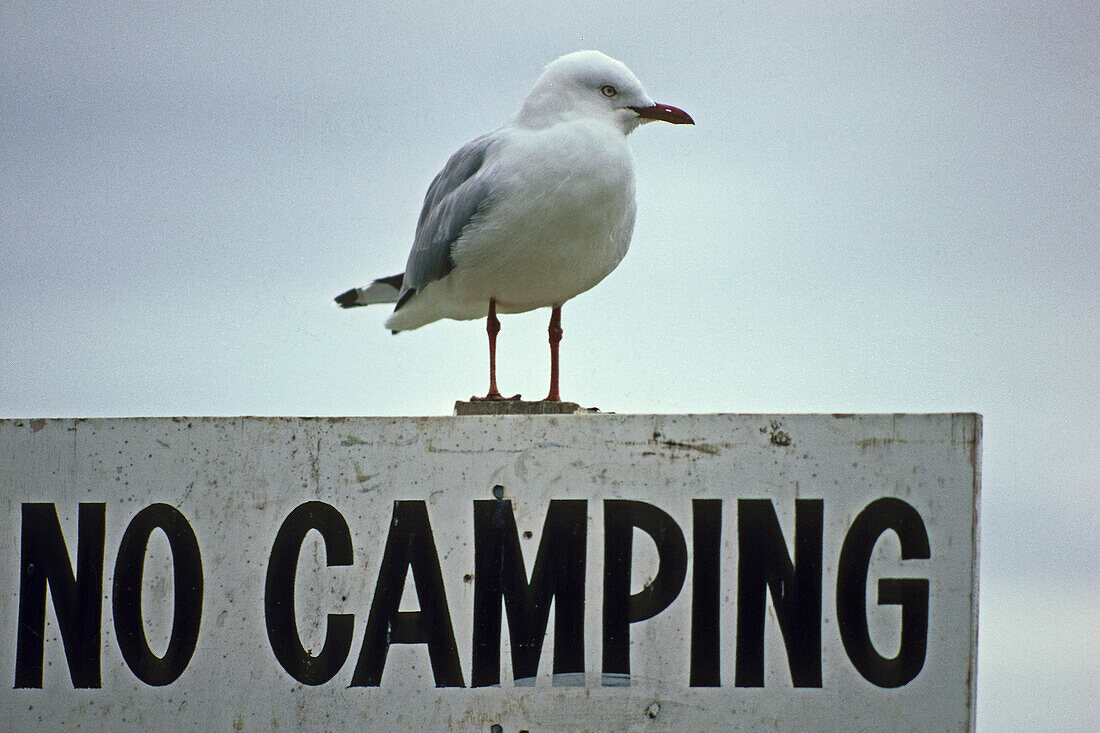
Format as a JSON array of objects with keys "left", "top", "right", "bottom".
[
  {"left": 544, "top": 306, "right": 563, "bottom": 402},
  {"left": 472, "top": 298, "right": 520, "bottom": 401},
  {"left": 483, "top": 299, "right": 504, "bottom": 399}
]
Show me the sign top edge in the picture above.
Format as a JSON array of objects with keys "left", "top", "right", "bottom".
[{"left": 1, "top": 412, "right": 983, "bottom": 421}]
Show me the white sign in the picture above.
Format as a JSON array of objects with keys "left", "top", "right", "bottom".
[{"left": 0, "top": 414, "right": 980, "bottom": 731}]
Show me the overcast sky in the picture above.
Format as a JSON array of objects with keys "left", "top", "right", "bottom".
[{"left": 2, "top": 3, "right": 1097, "bottom": 730}]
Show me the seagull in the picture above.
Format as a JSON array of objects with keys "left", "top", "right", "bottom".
[{"left": 335, "top": 50, "right": 693, "bottom": 402}]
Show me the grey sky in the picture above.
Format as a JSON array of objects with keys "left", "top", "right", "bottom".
[{"left": 2, "top": 3, "right": 1097, "bottom": 729}]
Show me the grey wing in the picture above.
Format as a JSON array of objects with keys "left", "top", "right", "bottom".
[{"left": 397, "top": 133, "right": 495, "bottom": 309}]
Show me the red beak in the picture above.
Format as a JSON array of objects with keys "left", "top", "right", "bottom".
[{"left": 629, "top": 103, "right": 694, "bottom": 125}]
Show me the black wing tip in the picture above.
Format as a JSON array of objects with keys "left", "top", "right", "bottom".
[
  {"left": 394, "top": 288, "right": 416, "bottom": 312},
  {"left": 334, "top": 288, "right": 360, "bottom": 308},
  {"left": 376, "top": 273, "right": 405, "bottom": 290}
]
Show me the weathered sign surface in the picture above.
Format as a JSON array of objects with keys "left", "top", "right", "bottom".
[{"left": 0, "top": 414, "right": 980, "bottom": 731}]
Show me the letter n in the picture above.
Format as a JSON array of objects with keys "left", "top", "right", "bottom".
[
  {"left": 735, "top": 498, "right": 823, "bottom": 687},
  {"left": 15, "top": 503, "right": 106, "bottom": 688}
]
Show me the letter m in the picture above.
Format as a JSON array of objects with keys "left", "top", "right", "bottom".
[{"left": 472, "top": 499, "right": 586, "bottom": 686}]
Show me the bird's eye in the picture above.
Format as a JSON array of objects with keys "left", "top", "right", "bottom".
[{"left": 600, "top": 84, "right": 617, "bottom": 98}]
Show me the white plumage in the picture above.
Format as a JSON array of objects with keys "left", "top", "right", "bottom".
[{"left": 336, "top": 50, "right": 692, "bottom": 400}]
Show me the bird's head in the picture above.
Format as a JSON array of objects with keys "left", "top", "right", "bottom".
[{"left": 515, "top": 50, "right": 693, "bottom": 133}]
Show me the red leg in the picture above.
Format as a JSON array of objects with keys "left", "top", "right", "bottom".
[
  {"left": 544, "top": 306, "right": 562, "bottom": 402},
  {"left": 472, "top": 299, "right": 520, "bottom": 401},
  {"left": 482, "top": 299, "right": 503, "bottom": 400}
]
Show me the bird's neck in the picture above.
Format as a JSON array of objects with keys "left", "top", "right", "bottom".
[{"left": 511, "top": 98, "right": 634, "bottom": 136}]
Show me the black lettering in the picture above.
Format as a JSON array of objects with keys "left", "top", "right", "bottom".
[
  {"left": 351, "top": 501, "right": 464, "bottom": 687},
  {"left": 15, "top": 503, "right": 105, "bottom": 688},
  {"left": 602, "top": 500, "right": 688, "bottom": 681},
  {"left": 471, "top": 499, "right": 586, "bottom": 686},
  {"left": 837, "top": 497, "right": 930, "bottom": 687},
  {"left": 265, "top": 501, "right": 355, "bottom": 685},
  {"left": 113, "top": 503, "right": 203, "bottom": 686},
  {"left": 690, "top": 499, "right": 721, "bottom": 687},
  {"left": 735, "top": 499, "right": 823, "bottom": 687}
]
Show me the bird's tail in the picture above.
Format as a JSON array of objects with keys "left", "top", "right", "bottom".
[{"left": 334, "top": 273, "right": 404, "bottom": 308}]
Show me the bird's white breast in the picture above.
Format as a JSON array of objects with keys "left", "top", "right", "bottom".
[{"left": 447, "top": 119, "right": 637, "bottom": 315}]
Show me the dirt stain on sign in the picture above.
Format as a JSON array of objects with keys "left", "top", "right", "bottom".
[{"left": 648, "top": 430, "right": 721, "bottom": 457}]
